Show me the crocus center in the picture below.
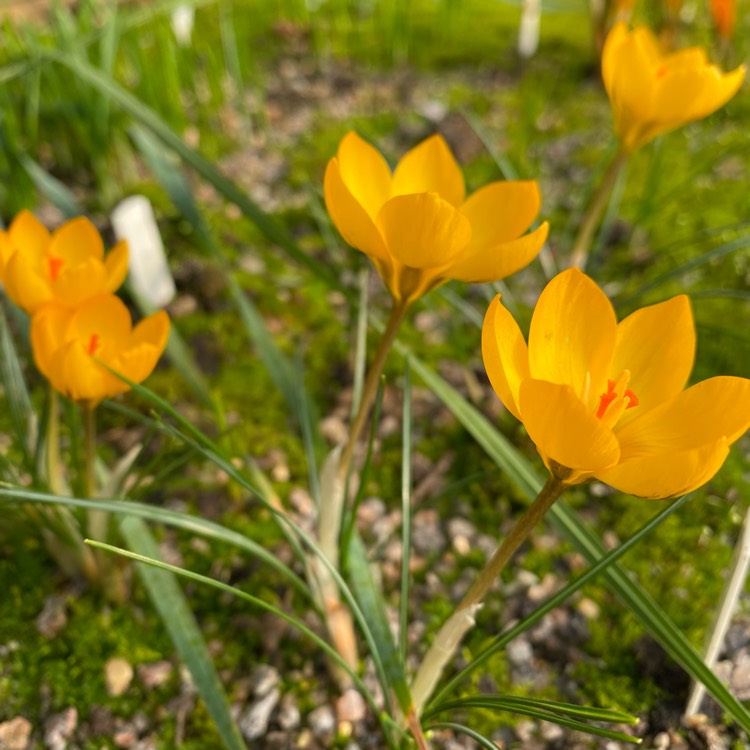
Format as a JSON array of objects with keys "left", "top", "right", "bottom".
[
  {"left": 595, "top": 370, "right": 639, "bottom": 428},
  {"left": 47, "top": 255, "right": 64, "bottom": 281},
  {"left": 86, "top": 334, "right": 101, "bottom": 356}
]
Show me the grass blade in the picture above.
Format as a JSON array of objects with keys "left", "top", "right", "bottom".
[
  {"left": 118, "top": 516, "right": 245, "bottom": 750},
  {"left": 399, "top": 358, "right": 413, "bottom": 663}
]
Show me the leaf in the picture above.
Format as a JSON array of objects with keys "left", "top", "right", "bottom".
[{"left": 118, "top": 516, "right": 246, "bottom": 750}]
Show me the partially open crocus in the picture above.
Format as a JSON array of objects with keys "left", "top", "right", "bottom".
[
  {"left": 482, "top": 268, "right": 750, "bottom": 499},
  {"left": 0, "top": 211, "right": 128, "bottom": 314},
  {"left": 711, "top": 0, "right": 736, "bottom": 40},
  {"left": 31, "top": 294, "right": 170, "bottom": 404},
  {"left": 324, "top": 132, "right": 548, "bottom": 306},
  {"left": 602, "top": 22, "right": 746, "bottom": 152}
]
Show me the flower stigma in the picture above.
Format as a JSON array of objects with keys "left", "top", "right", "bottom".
[{"left": 596, "top": 369, "right": 639, "bottom": 427}]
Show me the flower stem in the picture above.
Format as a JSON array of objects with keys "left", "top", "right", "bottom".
[
  {"left": 410, "top": 475, "right": 566, "bottom": 714},
  {"left": 338, "top": 297, "right": 410, "bottom": 491},
  {"left": 569, "top": 149, "right": 628, "bottom": 271},
  {"left": 84, "top": 404, "right": 107, "bottom": 543},
  {"left": 313, "top": 296, "right": 410, "bottom": 679}
]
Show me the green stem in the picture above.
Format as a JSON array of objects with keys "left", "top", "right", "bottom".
[
  {"left": 410, "top": 475, "right": 566, "bottom": 714},
  {"left": 84, "top": 403, "right": 107, "bottom": 541},
  {"left": 338, "top": 297, "right": 410, "bottom": 489},
  {"left": 569, "top": 149, "right": 628, "bottom": 271},
  {"left": 46, "top": 387, "right": 64, "bottom": 495}
]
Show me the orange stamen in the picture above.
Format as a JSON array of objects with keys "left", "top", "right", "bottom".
[
  {"left": 87, "top": 334, "right": 100, "bottom": 356},
  {"left": 596, "top": 380, "right": 618, "bottom": 419},
  {"left": 48, "top": 256, "right": 64, "bottom": 281},
  {"left": 624, "top": 389, "right": 639, "bottom": 409}
]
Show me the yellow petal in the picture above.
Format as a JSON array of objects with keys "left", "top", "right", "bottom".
[
  {"left": 4, "top": 251, "right": 52, "bottom": 313},
  {"left": 49, "top": 217, "right": 104, "bottom": 264},
  {"left": 391, "top": 135, "right": 465, "bottom": 207},
  {"left": 376, "top": 193, "right": 471, "bottom": 269},
  {"left": 31, "top": 304, "right": 73, "bottom": 381},
  {"left": 611, "top": 295, "right": 694, "bottom": 426},
  {"left": 461, "top": 181, "right": 541, "bottom": 251},
  {"left": 0, "top": 232, "right": 16, "bottom": 280},
  {"left": 69, "top": 295, "right": 133, "bottom": 357},
  {"left": 616, "top": 376, "right": 750, "bottom": 458},
  {"left": 105, "top": 240, "right": 129, "bottom": 293},
  {"left": 528, "top": 268, "right": 616, "bottom": 407},
  {"left": 52, "top": 259, "right": 108, "bottom": 308},
  {"left": 595, "top": 440, "right": 730, "bottom": 499},
  {"left": 131, "top": 310, "right": 171, "bottom": 352},
  {"left": 114, "top": 343, "right": 164, "bottom": 386},
  {"left": 335, "top": 131, "right": 393, "bottom": 221},
  {"left": 519, "top": 379, "right": 620, "bottom": 473},
  {"left": 481, "top": 294, "right": 529, "bottom": 421},
  {"left": 324, "top": 158, "right": 389, "bottom": 263},
  {"left": 450, "top": 222, "right": 548, "bottom": 283},
  {"left": 57, "top": 340, "right": 125, "bottom": 402},
  {"left": 8, "top": 210, "right": 50, "bottom": 258}
]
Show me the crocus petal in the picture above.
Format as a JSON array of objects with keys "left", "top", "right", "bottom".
[
  {"left": 528, "top": 268, "right": 616, "bottom": 407},
  {"left": 595, "top": 440, "right": 730, "bottom": 499},
  {"left": 611, "top": 295, "right": 694, "bottom": 425},
  {"left": 131, "top": 310, "right": 171, "bottom": 351},
  {"left": 617, "top": 376, "right": 750, "bottom": 458},
  {"left": 376, "top": 193, "right": 471, "bottom": 269},
  {"left": 391, "top": 135, "right": 465, "bottom": 208},
  {"left": 8, "top": 210, "right": 50, "bottom": 259},
  {"left": 114, "top": 343, "right": 164, "bottom": 385},
  {"left": 519, "top": 379, "right": 620, "bottom": 473},
  {"left": 57, "top": 341, "right": 126, "bottom": 402},
  {"left": 450, "top": 222, "right": 548, "bottom": 283},
  {"left": 104, "top": 240, "right": 129, "bottom": 293},
  {"left": 48, "top": 217, "right": 104, "bottom": 263},
  {"left": 481, "top": 294, "right": 529, "bottom": 420},
  {"left": 52, "top": 259, "right": 108, "bottom": 309},
  {"left": 461, "top": 181, "right": 541, "bottom": 252},
  {"left": 324, "top": 159, "right": 389, "bottom": 263},
  {"left": 335, "top": 132, "right": 393, "bottom": 221},
  {"left": 31, "top": 305, "right": 73, "bottom": 381},
  {"left": 69, "top": 295, "right": 133, "bottom": 356},
  {"left": 3, "top": 252, "right": 51, "bottom": 313}
]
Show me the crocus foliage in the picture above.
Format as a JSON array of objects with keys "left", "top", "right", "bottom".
[
  {"left": 324, "top": 132, "right": 548, "bottom": 305},
  {"left": 31, "top": 294, "right": 170, "bottom": 404},
  {"left": 482, "top": 268, "right": 750, "bottom": 499},
  {"left": 0, "top": 211, "right": 128, "bottom": 314},
  {"left": 602, "top": 22, "right": 746, "bottom": 152}
]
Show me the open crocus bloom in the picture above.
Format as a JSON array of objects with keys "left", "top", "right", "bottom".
[
  {"left": 31, "top": 294, "right": 170, "bottom": 404},
  {"left": 324, "top": 132, "right": 548, "bottom": 306},
  {"left": 482, "top": 268, "right": 750, "bottom": 499},
  {"left": 602, "top": 22, "right": 746, "bottom": 152},
  {"left": 0, "top": 211, "right": 128, "bottom": 314}
]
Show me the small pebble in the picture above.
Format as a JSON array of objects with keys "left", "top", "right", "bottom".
[
  {"left": 105, "top": 657, "right": 134, "bottom": 697},
  {"left": 250, "top": 665, "right": 280, "bottom": 698},
  {"left": 307, "top": 704, "right": 336, "bottom": 739},
  {"left": 238, "top": 687, "right": 280, "bottom": 741},
  {"left": 277, "top": 694, "right": 301, "bottom": 730},
  {"left": 36, "top": 595, "right": 67, "bottom": 638},
  {"left": 137, "top": 661, "right": 173, "bottom": 689},
  {"left": 44, "top": 707, "right": 77, "bottom": 750},
  {"left": 336, "top": 688, "right": 366, "bottom": 724},
  {"left": 0, "top": 717, "right": 32, "bottom": 750}
]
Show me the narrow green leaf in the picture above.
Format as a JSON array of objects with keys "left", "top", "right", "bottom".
[
  {"left": 348, "top": 533, "right": 412, "bottom": 713},
  {"left": 431, "top": 495, "right": 689, "bottom": 706},
  {"left": 16, "top": 152, "right": 83, "bottom": 217},
  {"left": 427, "top": 722, "right": 503, "bottom": 750},
  {"left": 399, "top": 358, "right": 413, "bottom": 664},
  {"left": 119, "top": 516, "right": 245, "bottom": 750},
  {"left": 87, "top": 535, "right": 382, "bottom": 720},
  {"left": 44, "top": 50, "right": 344, "bottom": 291}
]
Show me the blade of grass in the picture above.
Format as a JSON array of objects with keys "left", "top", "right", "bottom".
[
  {"left": 430, "top": 494, "right": 690, "bottom": 707},
  {"left": 426, "top": 722, "right": 504, "bottom": 750},
  {"left": 43, "top": 49, "right": 343, "bottom": 291},
  {"left": 118, "top": 516, "right": 245, "bottom": 750},
  {"left": 399, "top": 358, "right": 413, "bottom": 663}
]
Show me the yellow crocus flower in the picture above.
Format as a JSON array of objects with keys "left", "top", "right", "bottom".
[
  {"left": 31, "top": 294, "right": 170, "bottom": 404},
  {"left": 482, "top": 268, "right": 750, "bottom": 499},
  {"left": 324, "top": 132, "right": 548, "bottom": 306},
  {"left": 0, "top": 211, "right": 128, "bottom": 314},
  {"left": 601, "top": 22, "right": 746, "bottom": 152}
]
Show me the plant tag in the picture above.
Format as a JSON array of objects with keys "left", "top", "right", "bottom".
[{"left": 111, "top": 196, "right": 176, "bottom": 309}]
